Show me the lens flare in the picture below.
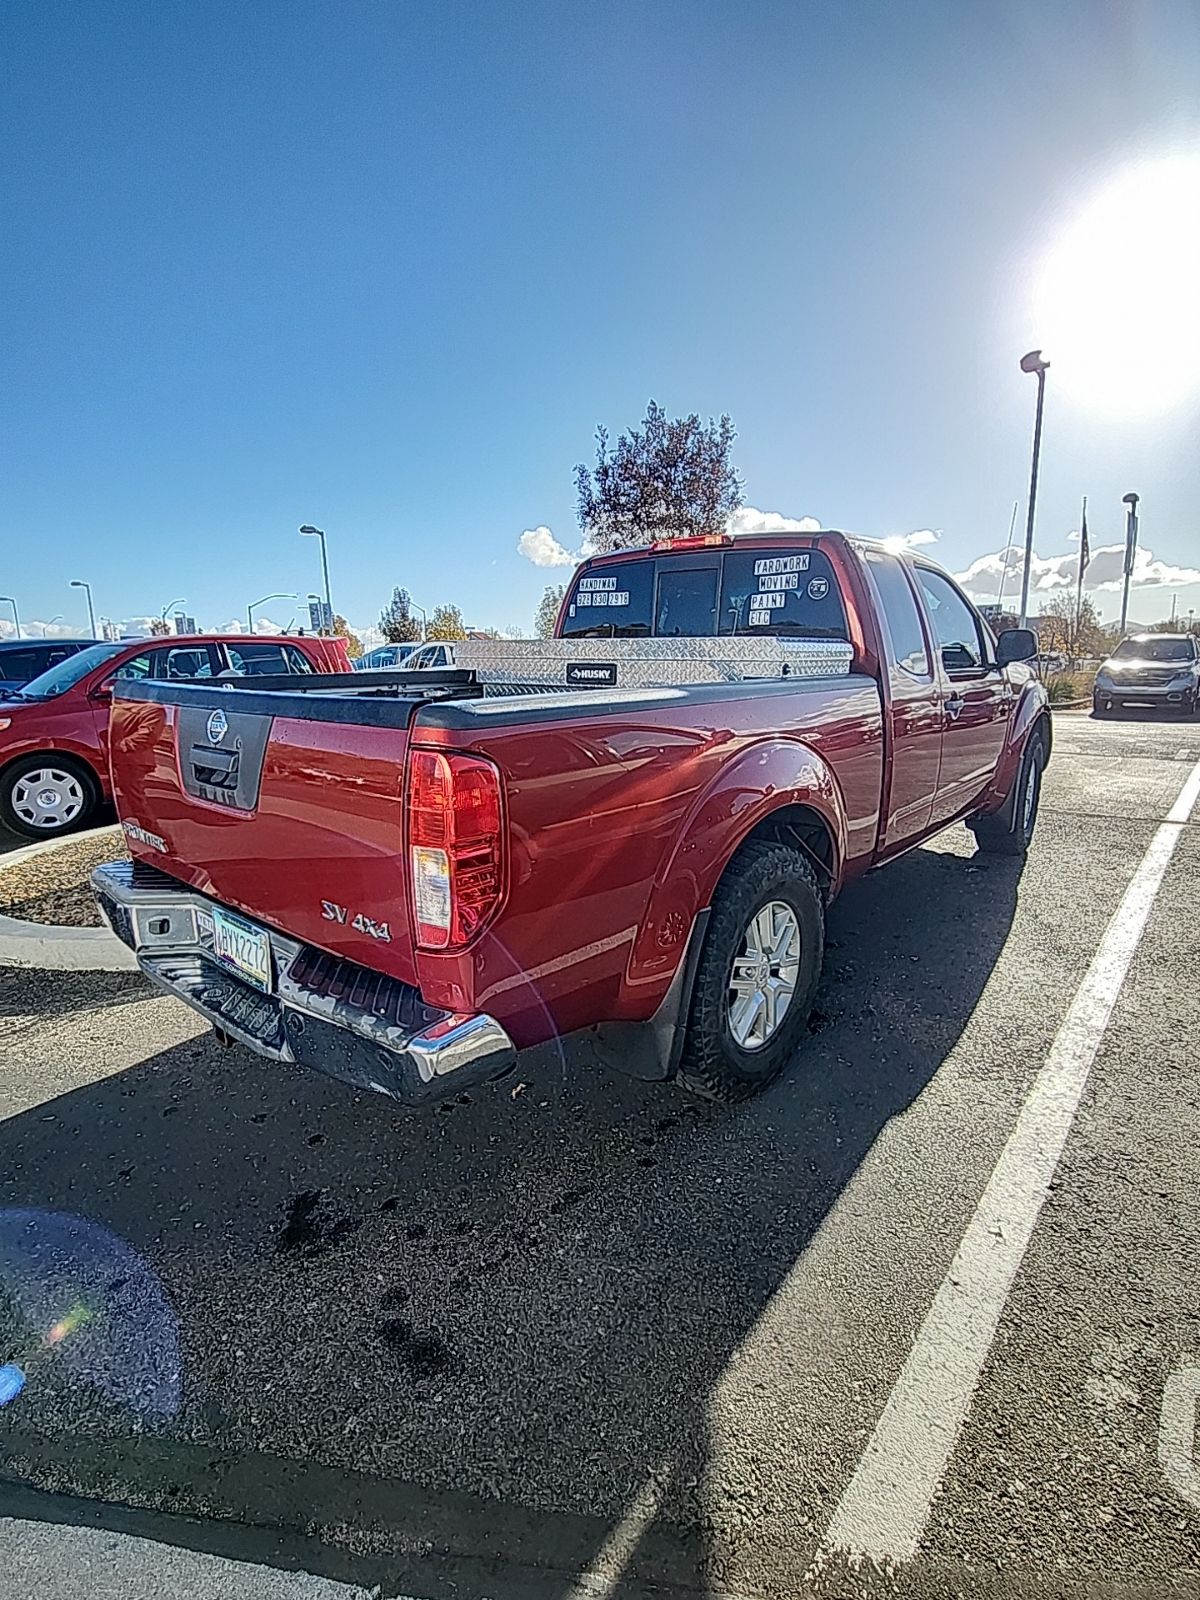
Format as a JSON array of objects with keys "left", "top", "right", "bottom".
[
  {"left": 1035, "top": 151, "right": 1200, "bottom": 416},
  {"left": 0, "top": 1209, "right": 181, "bottom": 1420}
]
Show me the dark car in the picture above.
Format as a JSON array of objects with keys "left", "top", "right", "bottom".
[{"left": 0, "top": 639, "right": 93, "bottom": 696}]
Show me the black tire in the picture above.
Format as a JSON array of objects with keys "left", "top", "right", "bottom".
[
  {"left": 0, "top": 754, "right": 100, "bottom": 841},
  {"left": 970, "top": 731, "right": 1045, "bottom": 858},
  {"left": 676, "top": 841, "right": 825, "bottom": 1104},
  {"left": 1092, "top": 696, "right": 1109, "bottom": 719}
]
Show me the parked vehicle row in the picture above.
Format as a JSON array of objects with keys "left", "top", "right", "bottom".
[
  {"left": 0, "top": 634, "right": 349, "bottom": 838},
  {"left": 92, "top": 532, "right": 1049, "bottom": 1110}
]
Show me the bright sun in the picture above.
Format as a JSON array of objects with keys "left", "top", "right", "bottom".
[{"left": 1035, "top": 151, "right": 1200, "bottom": 416}]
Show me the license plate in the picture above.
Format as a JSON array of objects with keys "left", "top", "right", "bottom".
[{"left": 211, "top": 907, "right": 273, "bottom": 993}]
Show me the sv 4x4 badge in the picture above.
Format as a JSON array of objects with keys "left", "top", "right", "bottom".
[{"left": 321, "top": 901, "right": 392, "bottom": 942}]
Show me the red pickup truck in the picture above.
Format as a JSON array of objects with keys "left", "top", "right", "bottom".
[
  {"left": 0, "top": 634, "right": 349, "bottom": 839},
  {"left": 92, "top": 534, "right": 1048, "bottom": 1106}
]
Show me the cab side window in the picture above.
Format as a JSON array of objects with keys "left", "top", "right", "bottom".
[
  {"left": 865, "top": 551, "right": 930, "bottom": 676},
  {"left": 915, "top": 568, "right": 988, "bottom": 674}
]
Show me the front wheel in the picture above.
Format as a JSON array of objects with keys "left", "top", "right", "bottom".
[
  {"left": 676, "top": 841, "right": 825, "bottom": 1104},
  {"left": 0, "top": 756, "right": 100, "bottom": 841},
  {"left": 970, "top": 734, "right": 1044, "bottom": 858}
]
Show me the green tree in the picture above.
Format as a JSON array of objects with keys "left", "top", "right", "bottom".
[
  {"left": 535, "top": 584, "right": 566, "bottom": 638},
  {"left": 147, "top": 617, "right": 172, "bottom": 637},
  {"left": 427, "top": 603, "right": 467, "bottom": 641},
  {"left": 333, "top": 614, "right": 363, "bottom": 659},
  {"left": 379, "top": 588, "right": 423, "bottom": 643},
  {"left": 574, "top": 399, "right": 744, "bottom": 552}
]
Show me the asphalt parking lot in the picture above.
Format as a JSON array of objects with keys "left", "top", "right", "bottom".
[{"left": 1, "top": 710, "right": 1198, "bottom": 1599}]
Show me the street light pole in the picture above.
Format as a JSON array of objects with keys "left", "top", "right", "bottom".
[
  {"left": 70, "top": 580, "right": 96, "bottom": 640},
  {"left": 299, "top": 526, "right": 333, "bottom": 633},
  {"left": 41, "top": 614, "right": 64, "bottom": 636},
  {"left": 1017, "top": 351, "right": 1050, "bottom": 630},
  {"left": 411, "top": 602, "right": 428, "bottom": 641},
  {"left": 1118, "top": 493, "right": 1139, "bottom": 638},
  {"left": 161, "top": 597, "right": 186, "bottom": 631},
  {"left": 0, "top": 596, "right": 21, "bottom": 640},
  {"left": 247, "top": 592, "right": 297, "bottom": 633}
]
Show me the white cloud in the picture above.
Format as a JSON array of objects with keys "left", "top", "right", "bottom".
[
  {"left": 0, "top": 618, "right": 90, "bottom": 642},
  {"left": 955, "top": 539, "right": 1200, "bottom": 600},
  {"left": 727, "top": 506, "right": 821, "bottom": 536},
  {"left": 518, "top": 525, "right": 578, "bottom": 568},
  {"left": 881, "top": 528, "right": 940, "bottom": 554}
]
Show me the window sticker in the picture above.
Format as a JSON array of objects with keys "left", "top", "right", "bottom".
[{"left": 754, "top": 554, "right": 810, "bottom": 577}]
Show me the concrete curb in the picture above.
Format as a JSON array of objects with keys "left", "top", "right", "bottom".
[{"left": 0, "top": 825, "right": 138, "bottom": 973}]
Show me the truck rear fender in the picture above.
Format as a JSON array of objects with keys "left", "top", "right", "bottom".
[
  {"left": 623, "top": 737, "right": 846, "bottom": 1002},
  {"left": 976, "top": 684, "right": 1052, "bottom": 816}
]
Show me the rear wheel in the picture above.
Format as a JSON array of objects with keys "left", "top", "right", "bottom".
[
  {"left": 0, "top": 755, "right": 100, "bottom": 841},
  {"left": 970, "top": 732, "right": 1045, "bottom": 858},
  {"left": 676, "top": 841, "right": 825, "bottom": 1104}
]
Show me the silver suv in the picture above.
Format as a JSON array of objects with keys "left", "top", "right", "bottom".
[{"left": 1093, "top": 633, "right": 1199, "bottom": 717}]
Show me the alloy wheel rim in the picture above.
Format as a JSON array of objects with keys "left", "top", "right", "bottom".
[
  {"left": 1022, "top": 759, "right": 1038, "bottom": 836},
  {"left": 727, "top": 900, "right": 801, "bottom": 1051}
]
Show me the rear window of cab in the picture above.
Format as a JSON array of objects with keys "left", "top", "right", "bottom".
[{"left": 560, "top": 546, "right": 848, "bottom": 640}]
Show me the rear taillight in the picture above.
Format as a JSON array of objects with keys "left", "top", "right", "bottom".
[{"left": 408, "top": 749, "right": 505, "bottom": 951}]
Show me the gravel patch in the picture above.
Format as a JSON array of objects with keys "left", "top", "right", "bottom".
[{"left": 0, "top": 827, "right": 128, "bottom": 926}]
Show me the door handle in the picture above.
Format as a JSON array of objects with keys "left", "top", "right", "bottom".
[{"left": 944, "top": 693, "right": 965, "bottom": 720}]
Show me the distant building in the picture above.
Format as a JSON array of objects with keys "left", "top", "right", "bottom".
[{"left": 172, "top": 613, "right": 198, "bottom": 635}]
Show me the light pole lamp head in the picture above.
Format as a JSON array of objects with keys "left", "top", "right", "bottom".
[
  {"left": 299, "top": 524, "right": 324, "bottom": 538},
  {"left": 1020, "top": 350, "right": 1049, "bottom": 375},
  {"left": 70, "top": 579, "right": 86, "bottom": 589},
  {"left": 1122, "top": 492, "right": 1140, "bottom": 509}
]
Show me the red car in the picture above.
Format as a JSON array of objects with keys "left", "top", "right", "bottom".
[
  {"left": 0, "top": 633, "right": 349, "bottom": 839},
  {"left": 95, "top": 533, "right": 1048, "bottom": 1107}
]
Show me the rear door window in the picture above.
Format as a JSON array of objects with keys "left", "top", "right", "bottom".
[
  {"left": 863, "top": 550, "right": 930, "bottom": 675},
  {"left": 656, "top": 564, "right": 720, "bottom": 636},
  {"left": 718, "top": 548, "right": 848, "bottom": 638},
  {"left": 560, "top": 560, "right": 656, "bottom": 638},
  {"left": 0, "top": 649, "right": 43, "bottom": 680}
]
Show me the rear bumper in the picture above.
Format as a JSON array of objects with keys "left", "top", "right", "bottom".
[{"left": 91, "top": 860, "right": 516, "bottom": 1107}]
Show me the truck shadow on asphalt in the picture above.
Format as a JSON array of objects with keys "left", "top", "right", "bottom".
[{"left": 0, "top": 839, "right": 1023, "bottom": 1598}]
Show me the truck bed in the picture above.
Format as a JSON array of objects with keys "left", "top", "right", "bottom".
[{"left": 108, "top": 667, "right": 884, "bottom": 1048}]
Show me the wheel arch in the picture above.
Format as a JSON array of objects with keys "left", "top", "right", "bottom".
[{"left": 623, "top": 737, "right": 846, "bottom": 1002}]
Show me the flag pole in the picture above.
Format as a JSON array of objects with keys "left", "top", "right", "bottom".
[{"left": 1075, "top": 495, "right": 1088, "bottom": 658}]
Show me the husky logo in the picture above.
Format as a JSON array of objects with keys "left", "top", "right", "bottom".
[{"left": 206, "top": 708, "right": 229, "bottom": 744}]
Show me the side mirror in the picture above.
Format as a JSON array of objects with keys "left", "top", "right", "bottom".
[
  {"left": 89, "top": 677, "right": 116, "bottom": 704},
  {"left": 996, "top": 628, "right": 1037, "bottom": 667}
]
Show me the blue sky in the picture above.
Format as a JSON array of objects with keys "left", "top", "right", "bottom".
[{"left": 2, "top": 0, "right": 1198, "bottom": 640}]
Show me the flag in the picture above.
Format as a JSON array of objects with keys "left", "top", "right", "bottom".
[{"left": 1079, "top": 501, "right": 1090, "bottom": 573}]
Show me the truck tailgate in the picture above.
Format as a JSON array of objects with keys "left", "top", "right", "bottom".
[{"left": 109, "top": 685, "right": 422, "bottom": 986}]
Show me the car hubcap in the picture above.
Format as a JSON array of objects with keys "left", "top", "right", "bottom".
[
  {"left": 727, "top": 900, "right": 801, "bottom": 1051},
  {"left": 11, "top": 768, "right": 85, "bottom": 831}
]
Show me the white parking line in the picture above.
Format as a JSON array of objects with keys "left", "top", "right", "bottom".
[{"left": 816, "top": 755, "right": 1200, "bottom": 1567}]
